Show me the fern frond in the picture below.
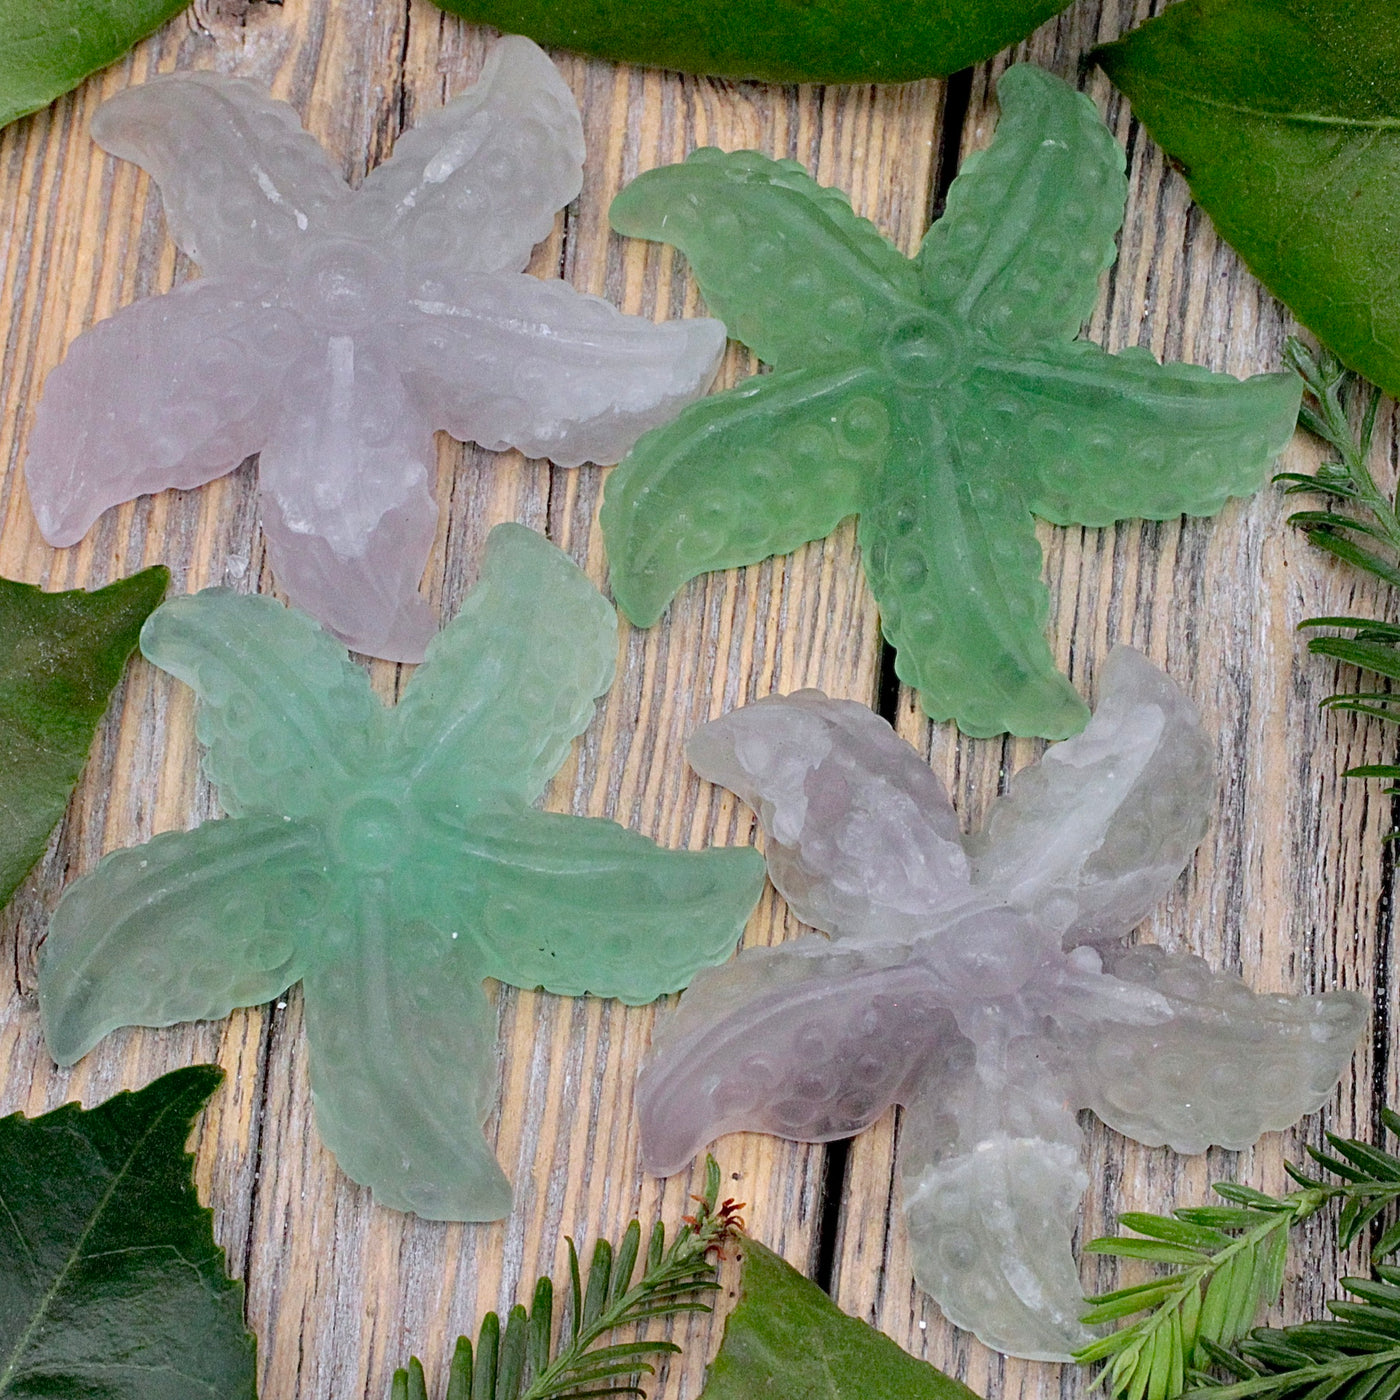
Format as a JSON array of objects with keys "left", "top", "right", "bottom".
[
  {"left": 391, "top": 1158, "right": 745, "bottom": 1400},
  {"left": 1076, "top": 1110, "right": 1400, "bottom": 1400}
]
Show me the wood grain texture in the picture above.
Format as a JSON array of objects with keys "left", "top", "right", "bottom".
[
  {"left": 833, "top": 5, "right": 1398, "bottom": 1400},
  {"left": 0, "top": 1, "right": 1391, "bottom": 1398}
]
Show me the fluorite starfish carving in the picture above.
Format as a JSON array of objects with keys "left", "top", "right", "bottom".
[
  {"left": 603, "top": 64, "right": 1302, "bottom": 739},
  {"left": 24, "top": 37, "right": 725, "bottom": 662},
  {"left": 636, "top": 648, "right": 1367, "bottom": 1359},
  {"left": 38, "top": 524, "right": 764, "bottom": 1220}
]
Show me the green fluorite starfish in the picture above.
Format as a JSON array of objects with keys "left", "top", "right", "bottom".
[
  {"left": 38, "top": 524, "right": 764, "bottom": 1220},
  {"left": 603, "top": 63, "right": 1302, "bottom": 739}
]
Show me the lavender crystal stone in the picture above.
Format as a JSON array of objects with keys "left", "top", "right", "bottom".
[
  {"left": 636, "top": 648, "right": 1368, "bottom": 1360},
  {"left": 24, "top": 36, "right": 725, "bottom": 660}
]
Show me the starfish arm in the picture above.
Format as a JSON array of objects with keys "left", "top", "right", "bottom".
[
  {"left": 24, "top": 281, "right": 296, "bottom": 547},
  {"left": 256, "top": 339, "right": 440, "bottom": 662},
  {"left": 1063, "top": 946, "right": 1369, "bottom": 1155},
  {"left": 301, "top": 905, "right": 511, "bottom": 1220},
  {"left": 858, "top": 406, "right": 1089, "bottom": 739},
  {"left": 610, "top": 148, "right": 920, "bottom": 370},
  {"left": 398, "top": 272, "right": 726, "bottom": 467},
  {"left": 141, "top": 589, "right": 384, "bottom": 821},
  {"left": 437, "top": 806, "right": 764, "bottom": 1001},
  {"left": 37, "top": 817, "right": 327, "bottom": 1066},
  {"left": 916, "top": 65, "right": 1126, "bottom": 350},
  {"left": 898, "top": 1053, "right": 1091, "bottom": 1360},
  {"left": 686, "top": 690, "right": 971, "bottom": 941},
  {"left": 601, "top": 366, "right": 887, "bottom": 627},
  {"left": 349, "top": 36, "right": 584, "bottom": 276},
  {"left": 393, "top": 524, "right": 616, "bottom": 808},
  {"left": 91, "top": 74, "right": 348, "bottom": 277},
  {"left": 635, "top": 938, "right": 964, "bottom": 1175},
  {"left": 967, "top": 647, "right": 1216, "bottom": 945},
  {"left": 975, "top": 341, "right": 1302, "bottom": 525}
]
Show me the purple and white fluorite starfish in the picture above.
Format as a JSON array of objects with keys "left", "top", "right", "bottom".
[
  {"left": 24, "top": 36, "right": 724, "bottom": 660},
  {"left": 637, "top": 648, "right": 1368, "bottom": 1359}
]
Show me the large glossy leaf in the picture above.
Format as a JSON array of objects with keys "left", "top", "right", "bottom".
[
  {"left": 1095, "top": 0, "right": 1400, "bottom": 399},
  {"left": 426, "top": 0, "right": 1072, "bottom": 83},
  {"left": 0, "top": 0, "right": 190, "bottom": 129},
  {"left": 0, "top": 1065, "right": 257, "bottom": 1400},
  {"left": 699, "top": 1239, "right": 981, "bottom": 1400},
  {"left": 0, "top": 566, "right": 168, "bottom": 908}
]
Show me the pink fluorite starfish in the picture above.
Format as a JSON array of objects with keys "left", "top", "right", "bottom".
[
  {"left": 638, "top": 650, "right": 1368, "bottom": 1358},
  {"left": 24, "top": 37, "right": 724, "bottom": 660}
]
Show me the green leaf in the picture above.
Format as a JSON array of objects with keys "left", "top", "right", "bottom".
[
  {"left": 698, "top": 1239, "right": 980, "bottom": 1400},
  {"left": 1084, "top": 1239, "right": 1214, "bottom": 1265},
  {"left": 424, "top": 0, "right": 1070, "bottom": 82},
  {"left": 1287, "top": 513, "right": 1394, "bottom": 544},
  {"left": 1303, "top": 619, "right": 1400, "bottom": 639},
  {"left": 1301, "top": 533, "right": 1400, "bottom": 593},
  {"left": 1308, "top": 638, "right": 1400, "bottom": 683},
  {"left": 0, "top": 0, "right": 190, "bottom": 129},
  {"left": 0, "top": 566, "right": 168, "bottom": 908},
  {"left": 1178, "top": 1209, "right": 1281, "bottom": 1231},
  {"left": 1093, "top": 0, "right": 1400, "bottom": 400},
  {"left": 1212, "top": 1185, "right": 1291, "bottom": 1210},
  {"left": 1118, "top": 1214, "right": 1236, "bottom": 1251},
  {"left": 1371, "top": 1217, "right": 1400, "bottom": 1263},
  {"left": 1083, "top": 1287, "right": 1183, "bottom": 1325},
  {"left": 0, "top": 1064, "right": 257, "bottom": 1399}
]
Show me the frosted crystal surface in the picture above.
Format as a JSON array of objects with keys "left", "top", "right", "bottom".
[
  {"left": 603, "top": 64, "right": 1303, "bottom": 738},
  {"left": 637, "top": 648, "right": 1368, "bottom": 1359},
  {"left": 24, "top": 36, "right": 726, "bottom": 661},
  {"left": 38, "top": 524, "right": 764, "bottom": 1220}
]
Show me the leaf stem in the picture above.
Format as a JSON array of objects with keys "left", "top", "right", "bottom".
[{"left": 1184, "top": 1347, "right": 1400, "bottom": 1400}]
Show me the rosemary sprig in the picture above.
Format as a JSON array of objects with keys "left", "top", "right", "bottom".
[
  {"left": 1276, "top": 339, "right": 1400, "bottom": 796},
  {"left": 1073, "top": 1109, "right": 1400, "bottom": 1400},
  {"left": 390, "top": 1158, "right": 744, "bottom": 1400}
]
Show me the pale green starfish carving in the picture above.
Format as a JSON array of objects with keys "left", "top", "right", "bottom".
[
  {"left": 603, "top": 63, "right": 1302, "bottom": 739},
  {"left": 37, "top": 524, "right": 764, "bottom": 1220}
]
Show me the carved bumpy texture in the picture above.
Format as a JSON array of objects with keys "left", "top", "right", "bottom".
[
  {"left": 636, "top": 648, "right": 1368, "bottom": 1359},
  {"left": 38, "top": 524, "right": 764, "bottom": 1220},
  {"left": 604, "top": 63, "right": 1303, "bottom": 738},
  {"left": 1079, "top": 946, "right": 1370, "bottom": 1153},
  {"left": 25, "top": 37, "right": 726, "bottom": 662}
]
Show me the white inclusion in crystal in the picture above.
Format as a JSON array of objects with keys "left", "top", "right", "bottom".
[
  {"left": 24, "top": 35, "right": 726, "bottom": 663},
  {"left": 637, "top": 646, "right": 1370, "bottom": 1362}
]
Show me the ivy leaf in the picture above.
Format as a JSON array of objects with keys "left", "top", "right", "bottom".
[
  {"left": 0, "top": 0, "right": 190, "bottom": 130},
  {"left": 0, "top": 1064, "right": 258, "bottom": 1400},
  {"left": 0, "top": 566, "right": 168, "bottom": 908},
  {"left": 699, "top": 1239, "right": 980, "bottom": 1400},
  {"left": 425, "top": 0, "right": 1071, "bottom": 82},
  {"left": 1094, "top": 0, "right": 1400, "bottom": 400}
]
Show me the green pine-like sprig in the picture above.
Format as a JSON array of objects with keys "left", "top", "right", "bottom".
[
  {"left": 1074, "top": 1110, "right": 1400, "bottom": 1400},
  {"left": 1276, "top": 338, "right": 1400, "bottom": 802},
  {"left": 1189, "top": 1266, "right": 1400, "bottom": 1400},
  {"left": 390, "top": 1158, "right": 744, "bottom": 1400}
]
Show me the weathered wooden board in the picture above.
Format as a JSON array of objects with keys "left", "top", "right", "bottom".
[
  {"left": 832, "top": 3, "right": 1399, "bottom": 1398},
  {"left": 0, "top": 0, "right": 1393, "bottom": 1398}
]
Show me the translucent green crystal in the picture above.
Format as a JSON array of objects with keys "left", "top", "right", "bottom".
[
  {"left": 604, "top": 63, "right": 1303, "bottom": 739},
  {"left": 37, "top": 524, "right": 764, "bottom": 1221}
]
